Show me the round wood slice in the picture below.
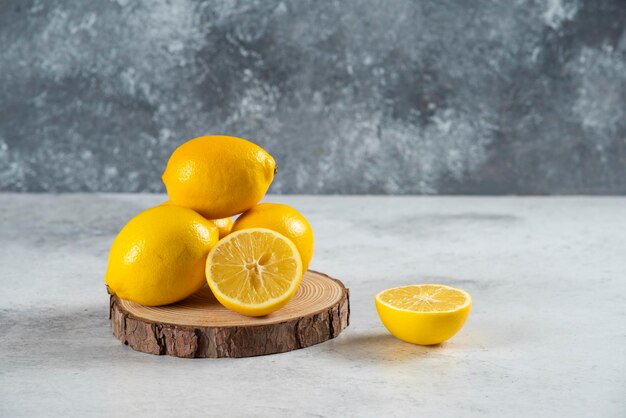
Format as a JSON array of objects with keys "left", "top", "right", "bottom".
[{"left": 109, "top": 270, "right": 350, "bottom": 358}]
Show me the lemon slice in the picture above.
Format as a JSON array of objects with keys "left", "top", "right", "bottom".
[
  {"left": 205, "top": 228, "right": 303, "bottom": 317},
  {"left": 375, "top": 284, "right": 472, "bottom": 345}
]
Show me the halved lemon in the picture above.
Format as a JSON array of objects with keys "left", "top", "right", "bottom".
[
  {"left": 205, "top": 228, "right": 303, "bottom": 317},
  {"left": 375, "top": 284, "right": 472, "bottom": 345}
]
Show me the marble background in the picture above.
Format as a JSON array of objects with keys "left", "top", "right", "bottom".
[{"left": 0, "top": 0, "right": 625, "bottom": 194}]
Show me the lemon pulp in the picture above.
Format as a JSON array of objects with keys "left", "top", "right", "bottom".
[{"left": 377, "top": 284, "right": 470, "bottom": 312}]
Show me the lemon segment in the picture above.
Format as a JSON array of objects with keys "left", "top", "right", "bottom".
[
  {"left": 206, "top": 228, "right": 303, "bottom": 317},
  {"left": 375, "top": 284, "right": 471, "bottom": 345}
]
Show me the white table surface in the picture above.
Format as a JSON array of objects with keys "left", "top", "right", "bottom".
[{"left": 1, "top": 194, "right": 624, "bottom": 417}]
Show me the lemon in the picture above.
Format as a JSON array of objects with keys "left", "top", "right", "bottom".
[
  {"left": 205, "top": 228, "right": 303, "bottom": 317},
  {"left": 375, "top": 284, "right": 471, "bottom": 345},
  {"left": 161, "top": 200, "right": 232, "bottom": 239},
  {"left": 105, "top": 205, "right": 219, "bottom": 306},
  {"left": 232, "top": 203, "right": 314, "bottom": 271},
  {"left": 162, "top": 135, "right": 276, "bottom": 219},
  {"left": 212, "top": 217, "right": 233, "bottom": 239}
]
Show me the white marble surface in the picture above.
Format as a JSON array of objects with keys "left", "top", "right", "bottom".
[{"left": 0, "top": 194, "right": 624, "bottom": 417}]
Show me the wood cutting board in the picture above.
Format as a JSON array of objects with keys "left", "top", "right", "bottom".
[{"left": 109, "top": 270, "right": 349, "bottom": 358}]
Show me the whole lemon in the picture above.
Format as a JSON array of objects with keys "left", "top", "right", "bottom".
[
  {"left": 232, "top": 203, "right": 314, "bottom": 270},
  {"left": 105, "top": 205, "right": 219, "bottom": 306},
  {"left": 162, "top": 135, "right": 276, "bottom": 219}
]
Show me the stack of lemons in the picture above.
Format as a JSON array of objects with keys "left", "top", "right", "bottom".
[{"left": 105, "top": 135, "right": 314, "bottom": 317}]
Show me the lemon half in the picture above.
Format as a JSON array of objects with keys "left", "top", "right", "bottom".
[
  {"left": 205, "top": 228, "right": 303, "bottom": 317},
  {"left": 375, "top": 284, "right": 472, "bottom": 345}
]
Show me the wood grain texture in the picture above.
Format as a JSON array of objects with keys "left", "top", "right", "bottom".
[{"left": 109, "top": 270, "right": 350, "bottom": 358}]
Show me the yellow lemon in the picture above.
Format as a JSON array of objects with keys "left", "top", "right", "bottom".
[
  {"left": 205, "top": 228, "right": 303, "bottom": 317},
  {"left": 211, "top": 217, "right": 233, "bottom": 239},
  {"left": 161, "top": 200, "right": 232, "bottom": 239},
  {"left": 162, "top": 135, "right": 276, "bottom": 219},
  {"left": 105, "top": 205, "right": 219, "bottom": 306},
  {"left": 375, "top": 284, "right": 471, "bottom": 345},
  {"left": 232, "top": 203, "right": 314, "bottom": 270}
]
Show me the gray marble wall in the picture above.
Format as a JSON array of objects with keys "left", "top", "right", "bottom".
[{"left": 1, "top": 0, "right": 625, "bottom": 194}]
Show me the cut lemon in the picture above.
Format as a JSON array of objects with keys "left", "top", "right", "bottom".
[
  {"left": 205, "top": 228, "right": 303, "bottom": 317},
  {"left": 375, "top": 284, "right": 472, "bottom": 345}
]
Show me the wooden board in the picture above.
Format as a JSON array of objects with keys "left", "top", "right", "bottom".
[{"left": 109, "top": 270, "right": 350, "bottom": 358}]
